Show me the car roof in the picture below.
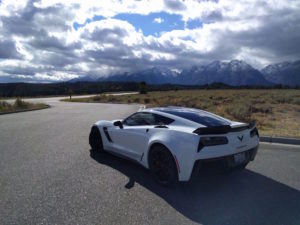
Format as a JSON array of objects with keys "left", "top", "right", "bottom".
[
  {"left": 151, "top": 106, "right": 207, "bottom": 114},
  {"left": 142, "top": 106, "right": 231, "bottom": 127}
]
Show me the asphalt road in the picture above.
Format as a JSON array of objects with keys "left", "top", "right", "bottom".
[{"left": 0, "top": 97, "right": 299, "bottom": 225}]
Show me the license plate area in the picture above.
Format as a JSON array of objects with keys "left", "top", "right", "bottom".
[{"left": 234, "top": 152, "right": 246, "bottom": 164}]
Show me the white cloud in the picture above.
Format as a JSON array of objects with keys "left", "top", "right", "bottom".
[
  {"left": 153, "top": 17, "right": 164, "bottom": 24},
  {"left": 0, "top": 0, "right": 299, "bottom": 82}
]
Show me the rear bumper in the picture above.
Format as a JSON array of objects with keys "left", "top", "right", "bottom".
[
  {"left": 199, "top": 145, "right": 259, "bottom": 163},
  {"left": 190, "top": 145, "right": 259, "bottom": 179},
  {"left": 195, "top": 134, "right": 260, "bottom": 160}
]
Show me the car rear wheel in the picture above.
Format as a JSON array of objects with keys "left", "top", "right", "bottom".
[
  {"left": 149, "top": 145, "right": 178, "bottom": 186},
  {"left": 89, "top": 126, "right": 103, "bottom": 152}
]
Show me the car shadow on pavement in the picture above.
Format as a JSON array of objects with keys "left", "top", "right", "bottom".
[{"left": 90, "top": 150, "right": 300, "bottom": 225}]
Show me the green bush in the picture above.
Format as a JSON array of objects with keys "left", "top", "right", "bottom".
[
  {"left": 14, "top": 98, "right": 31, "bottom": 109},
  {"left": 226, "top": 103, "right": 251, "bottom": 121},
  {"left": 0, "top": 101, "right": 12, "bottom": 111},
  {"left": 0, "top": 99, "right": 47, "bottom": 113}
]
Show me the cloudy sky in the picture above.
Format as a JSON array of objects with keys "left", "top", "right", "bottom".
[{"left": 0, "top": 0, "right": 300, "bottom": 82}]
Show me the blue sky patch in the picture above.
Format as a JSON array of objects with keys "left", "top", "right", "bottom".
[
  {"left": 186, "top": 19, "right": 203, "bottom": 29},
  {"left": 114, "top": 12, "right": 185, "bottom": 36},
  {"left": 73, "top": 12, "right": 203, "bottom": 34}
]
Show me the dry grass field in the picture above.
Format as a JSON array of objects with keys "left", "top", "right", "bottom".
[
  {"left": 0, "top": 98, "right": 49, "bottom": 114},
  {"left": 64, "top": 89, "right": 300, "bottom": 138}
]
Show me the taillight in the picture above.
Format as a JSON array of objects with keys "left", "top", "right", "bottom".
[{"left": 198, "top": 136, "right": 228, "bottom": 152}]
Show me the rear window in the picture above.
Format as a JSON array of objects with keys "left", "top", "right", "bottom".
[{"left": 158, "top": 110, "right": 229, "bottom": 127}]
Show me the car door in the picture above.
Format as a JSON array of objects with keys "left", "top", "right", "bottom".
[{"left": 107, "top": 112, "right": 155, "bottom": 161}]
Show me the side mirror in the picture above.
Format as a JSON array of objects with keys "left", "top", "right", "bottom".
[{"left": 113, "top": 120, "right": 123, "bottom": 129}]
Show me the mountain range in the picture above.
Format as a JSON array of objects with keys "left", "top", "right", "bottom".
[
  {"left": 69, "top": 60, "right": 300, "bottom": 86},
  {"left": 261, "top": 60, "right": 300, "bottom": 86}
]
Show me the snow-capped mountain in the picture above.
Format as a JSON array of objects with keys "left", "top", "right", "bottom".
[
  {"left": 261, "top": 60, "right": 300, "bottom": 86},
  {"left": 97, "top": 67, "right": 179, "bottom": 85},
  {"left": 68, "top": 76, "right": 98, "bottom": 83},
  {"left": 176, "top": 60, "right": 271, "bottom": 86},
  {"left": 70, "top": 59, "right": 299, "bottom": 86}
]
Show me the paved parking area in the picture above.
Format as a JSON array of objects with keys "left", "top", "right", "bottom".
[{"left": 0, "top": 98, "right": 299, "bottom": 225}]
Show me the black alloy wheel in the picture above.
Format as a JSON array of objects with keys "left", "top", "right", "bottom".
[
  {"left": 89, "top": 126, "right": 103, "bottom": 152},
  {"left": 149, "top": 145, "right": 178, "bottom": 186}
]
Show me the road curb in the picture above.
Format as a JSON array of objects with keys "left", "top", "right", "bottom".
[
  {"left": 0, "top": 105, "right": 50, "bottom": 115},
  {"left": 260, "top": 136, "right": 300, "bottom": 145}
]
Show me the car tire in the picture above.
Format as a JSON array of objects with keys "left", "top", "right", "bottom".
[
  {"left": 149, "top": 145, "right": 178, "bottom": 186},
  {"left": 89, "top": 126, "right": 103, "bottom": 152}
]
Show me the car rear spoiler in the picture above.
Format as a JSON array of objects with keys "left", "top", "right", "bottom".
[{"left": 193, "top": 121, "right": 256, "bottom": 135}]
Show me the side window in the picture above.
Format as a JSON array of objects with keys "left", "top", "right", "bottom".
[
  {"left": 123, "top": 112, "right": 174, "bottom": 126},
  {"left": 153, "top": 114, "right": 174, "bottom": 125},
  {"left": 123, "top": 112, "right": 156, "bottom": 126}
]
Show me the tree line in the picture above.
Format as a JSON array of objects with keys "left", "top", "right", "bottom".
[{"left": 0, "top": 81, "right": 298, "bottom": 97}]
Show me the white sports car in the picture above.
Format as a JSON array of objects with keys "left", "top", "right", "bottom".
[{"left": 89, "top": 107, "right": 259, "bottom": 185}]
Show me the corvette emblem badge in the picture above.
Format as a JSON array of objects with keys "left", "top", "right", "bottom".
[{"left": 237, "top": 135, "right": 244, "bottom": 142}]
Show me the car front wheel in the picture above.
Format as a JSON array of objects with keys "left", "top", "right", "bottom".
[
  {"left": 149, "top": 145, "right": 178, "bottom": 186},
  {"left": 89, "top": 126, "right": 103, "bottom": 152}
]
